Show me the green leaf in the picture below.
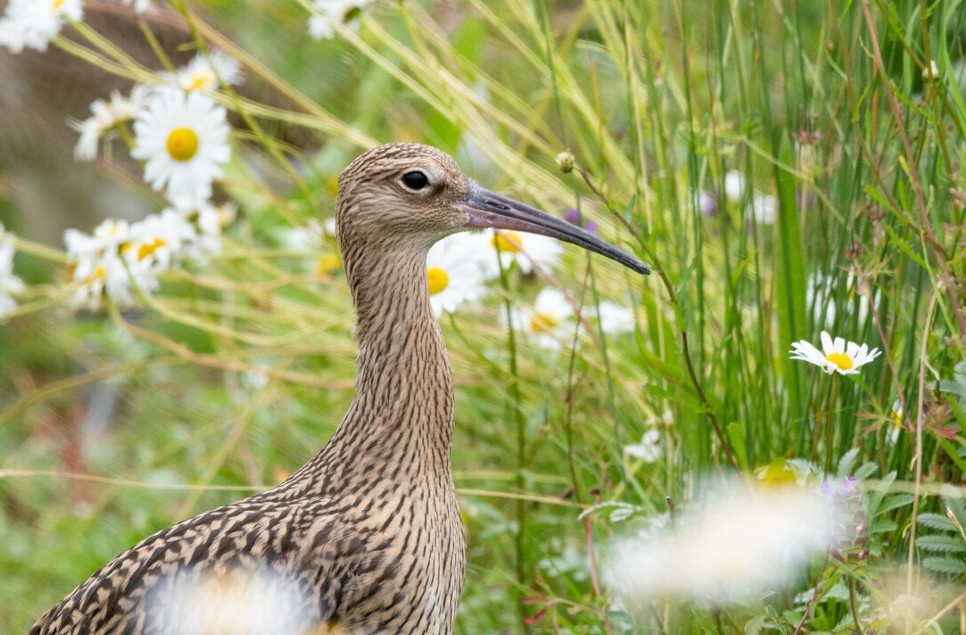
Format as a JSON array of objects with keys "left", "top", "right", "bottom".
[
  {"left": 772, "top": 141, "right": 808, "bottom": 427},
  {"left": 917, "top": 512, "right": 957, "bottom": 532},
  {"left": 916, "top": 534, "right": 966, "bottom": 554},
  {"left": 922, "top": 556, "right": 966, "bottom": 576}
]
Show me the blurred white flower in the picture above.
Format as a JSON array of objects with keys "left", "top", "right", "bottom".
[
  {"left": 172, "top": 199, "right": 236, "bottom": 259},
  {"left": 625, "top": 429, "right": 662, "bottom": 463},
  {"left": 164, "top": 51, "right": 244, "bottom": 93},
  {"left": 595, "top": 301, "right": 636, "bottom": 334},
  {"left": 121, "top": 0, "right": 154, "bottom": 13},
  {"left": 790, "top": 331, "right": 881, "bottom": 375},
  {"left": 426, "top": 233, "right": 498, "bottom": 317},
  {"left": 607, "top": 480, "right": 844, "bottom": 604},
  {"left": 131, "top": 89, "right": 231, "bottom": 203},
  {"left": 284, "top": 219, "right": 325, "bottom": 252},
  {"left": 723, "top": 170, "right": 775, "bottom": 225},
  {"left": 63, "top": 203, "right": 232, "bottom": 312},
  {"left": 308, "top": 0, "right": 367, "bottom": 40},
  {"left": 489, "top": 229, "right": 562, "bottom": 274},
  {"left": 125, "top": 209, "right": 198, "bottom": 273},
  {"left": 749, "top": 192, "right": 776, "bottom": 224},
  {"left": 0, "top": 0, "right": 82, "bottom": 53},
  {"left": 71, "top": 85, "right": 155, "bottom": 161},
  {"left": 806, "top": 271, "right": 877, "bottom": 329},
  {"left": 65, "top": 219, "right": 137, "bottom": 311},
  {"left": 723, "top": 170, "right": 745, "bottom": 202},
  {"left": 145, "top": 566, "right": 318, "bottom": 633},
  {"left": 0, "top": 225, "right": 25, "bottom": 319},
  {"left": 506, "top": 287, "right": 574, "bottom": 349}
]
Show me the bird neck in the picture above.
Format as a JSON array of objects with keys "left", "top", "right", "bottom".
[{"left": 311, "top": 241, "right": 455, "bottom": 486}]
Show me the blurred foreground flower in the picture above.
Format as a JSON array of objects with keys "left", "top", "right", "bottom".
[
  {"left": 0, "top": 225, "right": 25, "bottom": 319},
  {"left": 0, "top": 0, "right": 82, "bottom": 53},
  {"left": 308, "top": 0, "right": 368, "bottom": 40},
  {"left": 607, "top": 480, "right": 844, "bottom": 604},
  {"left": 145, "top": 566, "right": 318, "bottom": 633},
  {"left": 789, "top": 330, "right": 881, "bottom": 375},
  {"left": 426, "top": 233, "right": 497, "bottom": 317},
  {"left": 132, "top": 89, "right": 231, "bottom": 204}
]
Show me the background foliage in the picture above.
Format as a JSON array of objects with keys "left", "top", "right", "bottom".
[{"left": 1, "top": 0, "right": 965, "bottom": 632}]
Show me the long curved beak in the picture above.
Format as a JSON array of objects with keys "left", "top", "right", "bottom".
[{"left": 459, "top": 184, "right": 650, "bottom": 275}]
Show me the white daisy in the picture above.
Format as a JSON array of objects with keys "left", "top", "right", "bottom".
[
  {"left": 171, "top": 199, "right": 236, "bottom": 259},
  {"left": 625, "top": 429, "right": 662, "bottom": 463},
  {"left": 163, "top": 51, "right": 244, "bottom": 93},
  {"left": 65, "top": 219, "right": 137, "bottom": 311},
  {"left": 488, "top": 229, "right": 563, "bottom": 274},
  {"left": 426, "top": 232, "right": 498, "bottom": 317},
  {"left": 71, "top": 85, "right": 155, "bottom": 161},
  {"left": 0, "top": 0, "right": 82, "bottom": 54},
  {"left": 0, "top": 225, "right": 25, "bottom": 319},
  {"left": 131, "top": 89, "right": 231, "bottom": 203},
  {"left": 506, "top": 287, "right": 575, "bottom": 349},
  {"left": 125, "top": 209, "right": 198, "bottom": 273},
  {"left": 789, "top": 330, "right": 881, "bottom": 375},
  {"left": 308, "top": 0, "right": 367, "bottom": 40}
]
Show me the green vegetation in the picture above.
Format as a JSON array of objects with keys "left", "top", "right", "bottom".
[{"left": 1, "top": 0, "right": 964, "bottom": 632}]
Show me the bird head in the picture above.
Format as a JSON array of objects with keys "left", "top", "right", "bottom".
[{"left": 336, "top": 142, "right": 650, "bottom": 275}]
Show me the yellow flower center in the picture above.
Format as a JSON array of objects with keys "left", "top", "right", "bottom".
[
  {"left": 529, "top": 312, "right": 559, "bottom": 333},
  {"left": 426, "top": 267, "right": 449, "bottom": 295},
  {"left": 51, "top": 0, "right": 64, "bottom": 8},
  {"left": 825, "top": 352, "right": 853, "bottom": 371},
  {"left": 890, "top": 410, "right": 903, "bottom": 431},
  {"left": 492, "top": 230, "right": 523, "bottom": 253},
  {"left": 92, "top": 263, "right": 106, "bottom": 280},
  {"left": 136, "top": 238, "right": 166, "bottom": 262},
  {"left": 166, "top": 127, "right": 200, "bottom": 161},
  {"left": 316, "top": 254, "right": 342, "bottom": 276},
  {"left": 187, "top": 74, "right": 213, "bottom": 92}
]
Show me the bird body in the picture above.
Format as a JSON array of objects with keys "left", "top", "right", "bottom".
[{"left": 29, "top": 143, "right": 647, "bottom": 634}]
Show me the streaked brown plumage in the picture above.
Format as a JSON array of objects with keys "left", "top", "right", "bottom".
[{"left": 28, "top": 143, "right": 649, "bottom": 634}]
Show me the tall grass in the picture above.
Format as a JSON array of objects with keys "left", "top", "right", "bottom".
[{"left": 1, "top": 0, "right": 964, "bottom": 632}]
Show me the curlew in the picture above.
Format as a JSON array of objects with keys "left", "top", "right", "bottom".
[{"left": 29, "top": 143, "right": 649, "bottom": 635}]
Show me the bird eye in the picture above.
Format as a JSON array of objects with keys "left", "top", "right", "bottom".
[{"left": 401, "top": 171, "right": 430, "bottom": 191}]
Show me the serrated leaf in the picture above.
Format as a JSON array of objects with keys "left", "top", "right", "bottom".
[
  {"left": 917, "top": 512, "right": 957, "bottom": 532},
  {"left": 878, "top": 493, "right": 915, "bottom": 515},
  {"left": 868, "top": 519, "right": 898, "bottom": 534},
  {"left": 836, "top": 448, "right": 860, "bottom": 477},
  {"left": 916, "top": 534, "right": 966, "bottom": 553},
  {"left": 922, "top": 556, "right": 966, "bottom": 575},
  {"left": 943, "top": 493, "right": 966, "bottom": 530},
  {"left": 853, "top": 461, "right": 878, "bottom": 480}
]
